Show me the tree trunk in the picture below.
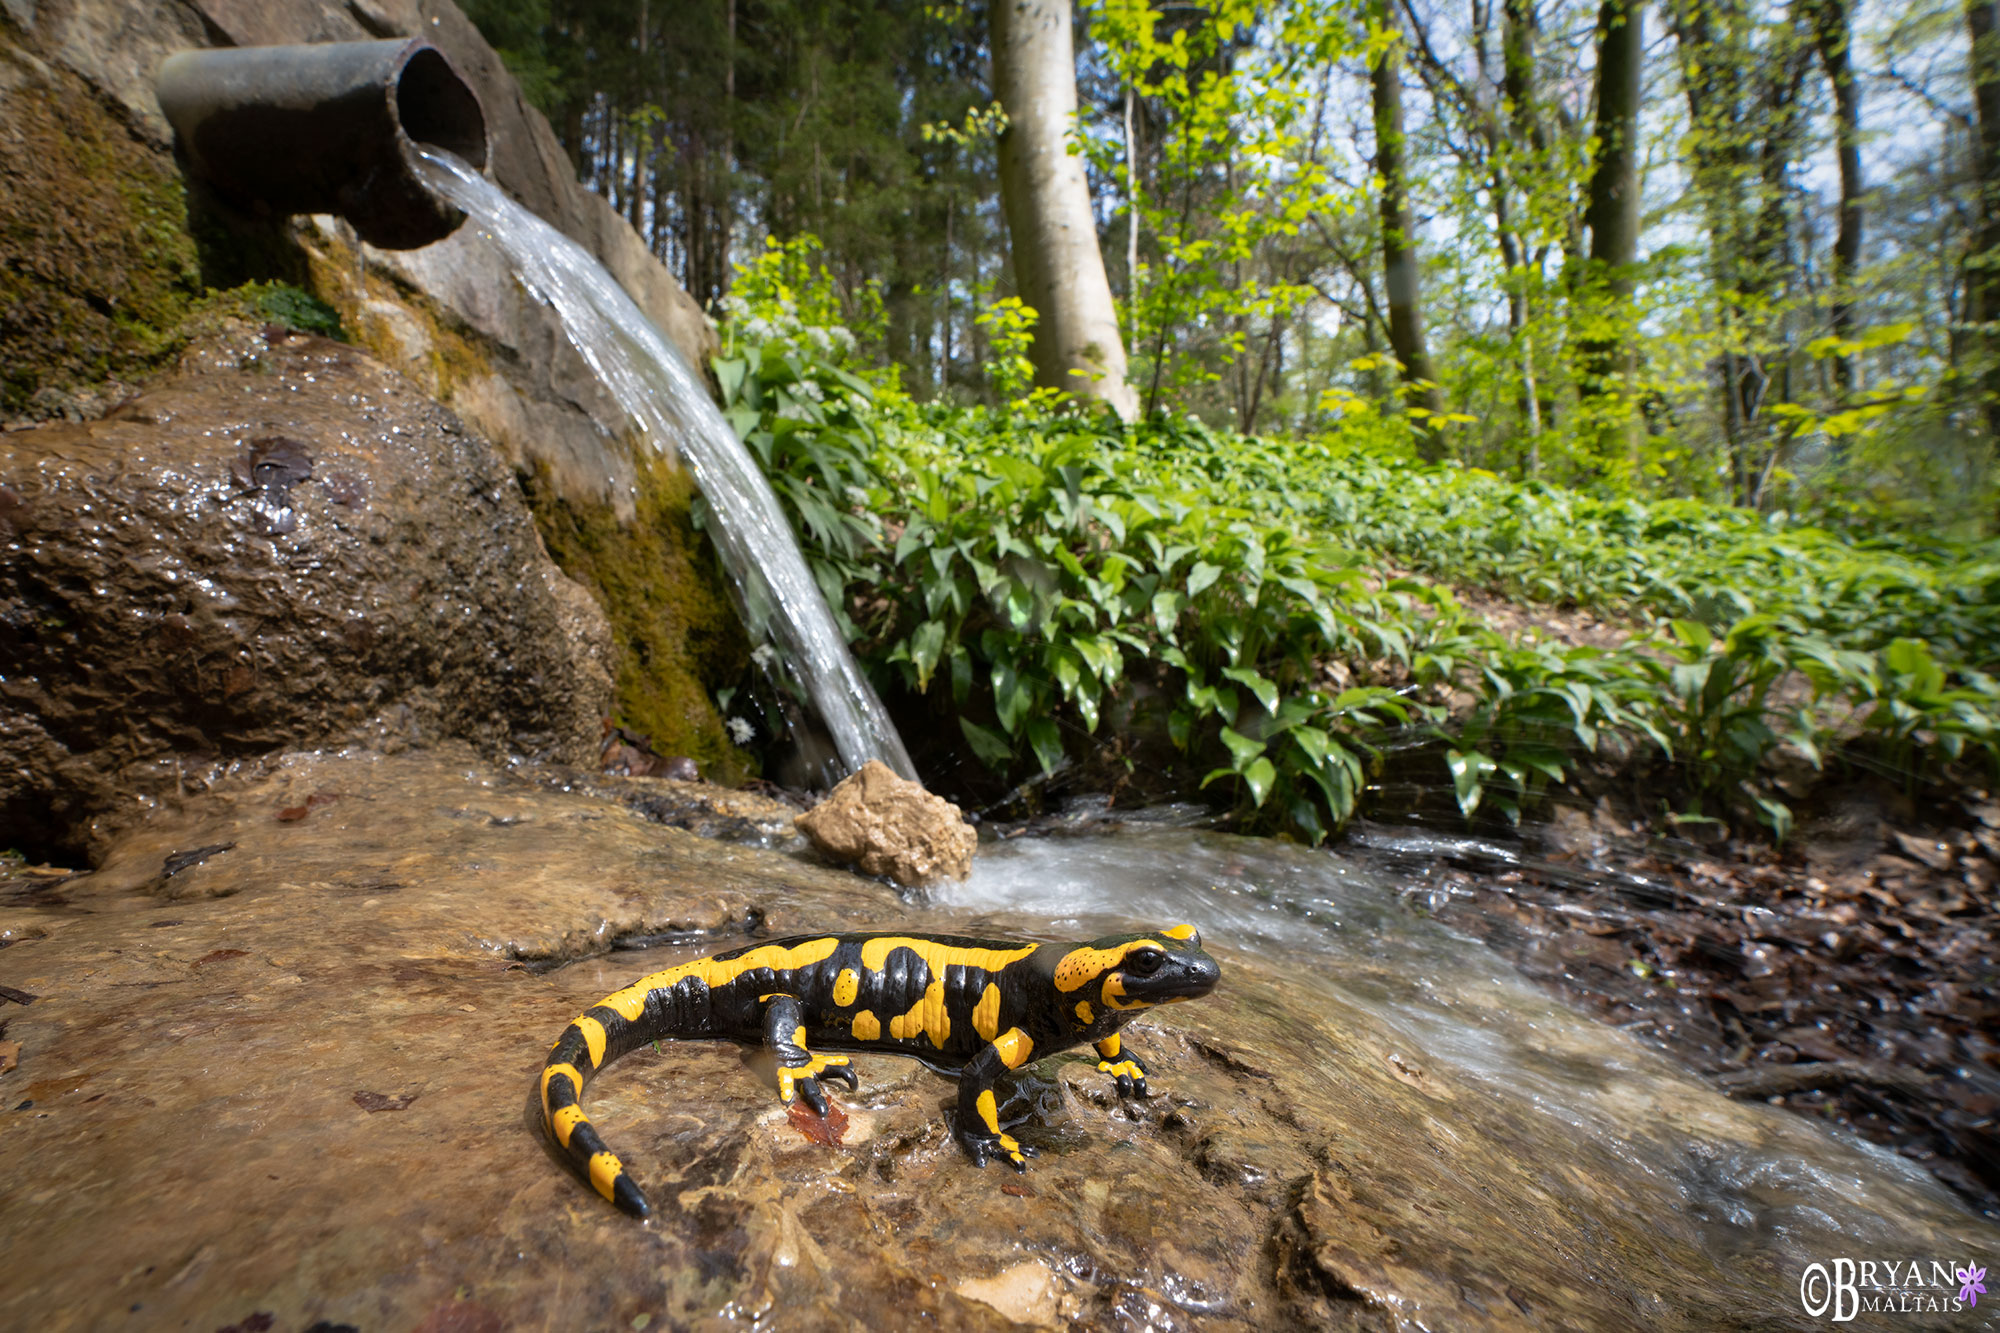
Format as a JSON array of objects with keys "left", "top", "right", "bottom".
[
  {"left": 1371, "top": 21, "right": 1446, "bottom": 453},
  {"left": 1501, "top": 0, "right": 1550, "bottom": 465},
  {"left": 1812, "top": 0, "right": 1862, "bottom": 400},
  {"left": 990, "top": 0, "right": 1138, "bottom": 418},
  {"left": 1967, "top": 0, "right": 2000, "bottom": 444},
  {"left": 1579, "top": 0, "right": 1645, "bottom": 467}
]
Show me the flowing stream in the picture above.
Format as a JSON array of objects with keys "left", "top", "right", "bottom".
[
  {"left": 411, "top": 146, "right": 915, "bottom": 781},
  {"left": 937, "top": 821, "right": 1999, "bottom": 1324}
]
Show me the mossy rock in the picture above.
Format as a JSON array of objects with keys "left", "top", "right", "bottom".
[
  {"left": 526, "top": 451, "right": 752, "bottom": 782},
  {"left": 0, "top": 32, "right": 747, "bottom": 785},
  {"left": 0, "top": 43, "right": 203, "bottom": 412}
]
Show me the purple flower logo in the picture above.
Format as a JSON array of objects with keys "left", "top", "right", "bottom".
[{"left": 1959, "top": 1263, "right": 1987, "bottom": 1309}]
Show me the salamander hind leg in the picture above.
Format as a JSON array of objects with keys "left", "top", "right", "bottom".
[
  {"left": 761, "top": 993, "right": 858, "bottom": 1116},
  {"left": 954, "top": 1038, "right": 1040, "bottom": 1173}
]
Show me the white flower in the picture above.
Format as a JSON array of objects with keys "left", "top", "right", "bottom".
[
  {"left": 727, "top": 716, "right": 755, "bottom": 746},
  {"left": 751, "top": 643, "right": 778, "bottom": 669}
]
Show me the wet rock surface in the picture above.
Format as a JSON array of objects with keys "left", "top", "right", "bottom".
[
  {"left": 0, "top": 327, "right": 613, "bottom": 860},
  {"left": 4, "top": 750, "right": 1994, "bottom": 1331},
  {"left": 796, "top": 759, "right": 981, "bottom": 887}
]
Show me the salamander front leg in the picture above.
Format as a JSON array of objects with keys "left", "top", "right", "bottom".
[
  {"left": 1095, "top": 1032, "right": 1149, "bottom": 1098},
  {"left": 954, "top": 1035, "right": 1039, "bottom": 1173},
  {"left": 761, "top": 993, "right": 857, "bottom": 1114}
]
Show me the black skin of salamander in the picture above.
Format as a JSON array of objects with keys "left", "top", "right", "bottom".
[{"left": 539, "top": 929, "right": 1221, "bottom": 1218}]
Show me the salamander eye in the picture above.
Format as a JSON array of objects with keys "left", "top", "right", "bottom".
[{"left": 1122, "top": 948, "right": 1165, "bottom": 977}]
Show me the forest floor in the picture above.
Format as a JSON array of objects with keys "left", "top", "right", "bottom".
[
  {"left": 1381, "top": 788, "right": 2000, "bottom": 1221},
  {"left": 1378, "top": 584, "right": 2000, "bottom": 1221}
]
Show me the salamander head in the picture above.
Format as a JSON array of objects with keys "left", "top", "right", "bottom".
[{"left": 1051, "top": 925, "right": 1220, "bottom": 1013}]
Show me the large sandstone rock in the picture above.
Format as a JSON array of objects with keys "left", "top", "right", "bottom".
[
  {"left": 0, "top": 325, "right": 613, "bottom": 860},
  {"left": 795, "top": 759, "right": 980, "bottom": 886},
  {"left": 0, "top": 749, "right": 1988, "bottom": 1331},
  {"left": 4, "top": 0, "right": 714, "bottom": 515},
  {"left": 8, "top": 0, "right": 714, "bottom": 396},
  {"left": 1, "top": 0, "right": 754, "bottom": 778}
]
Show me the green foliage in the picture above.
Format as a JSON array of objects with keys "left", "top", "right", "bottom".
[
  {"left": 1084, "top": 0, "right": 1358, "bottom": 417},
  {"left": 1308, "top": 448, "right": 2000, "bottom": 668},
  {"left": 720, "top": 235, "right": 886, "bottom": 370},
  {"left": 724, "top": 248, "right": 2000, "bottom": 838},
  {"left": 972, "top": 297, "right": 1042, "bottom": 403}
]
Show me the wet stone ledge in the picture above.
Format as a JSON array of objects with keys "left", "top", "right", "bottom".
[
  {"left": 0, "top": 748, "right": 1992, "bottom": 1331},
  {"left": 0, "top": 325, "right": 616, "bottom": 863}
]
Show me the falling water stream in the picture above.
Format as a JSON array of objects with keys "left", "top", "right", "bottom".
[{"left": 411, "top": 146, "right": 915, "bottom": 781}]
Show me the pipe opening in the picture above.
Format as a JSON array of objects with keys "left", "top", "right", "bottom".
[
  {"left": 156, "top": 40, "right": 489, "bottom": 250},
  {"left": 396, "top": 47, "right": 487, "bottom": 169}
]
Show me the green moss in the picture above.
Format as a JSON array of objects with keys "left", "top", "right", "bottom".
[
  {"left": 526, "top": 453, "right": 753, "bottom": 782},
  {"left": 0, "top": 47, "right": 205, "bottom": 411},
  {"left": 250, "top": 284, "right": 346, "bottom": 339}
]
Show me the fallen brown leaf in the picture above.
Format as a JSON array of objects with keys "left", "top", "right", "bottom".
[{"left": 786, "top": 1097, "right": 849, "bottom": 1146}]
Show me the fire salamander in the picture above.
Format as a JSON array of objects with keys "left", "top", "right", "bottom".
[{"left": 540, "top": 926, "right": 1220, "bottom": 1217}]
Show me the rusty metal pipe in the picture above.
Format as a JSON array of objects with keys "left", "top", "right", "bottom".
[{"left": 157, "top": 39, "right": 488, "bottom": 250}]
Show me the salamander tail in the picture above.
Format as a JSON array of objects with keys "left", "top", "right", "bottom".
[{"left": 541, "top": 1013, "right": 653, "bottom": 1218}]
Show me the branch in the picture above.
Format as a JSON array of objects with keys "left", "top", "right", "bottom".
[
  {"left": 1868, "top": 63, "right": 1973, "bottom": 131},
  {"left": 1714, "top": 1059, "right": 1933, "bottom": 1099}
]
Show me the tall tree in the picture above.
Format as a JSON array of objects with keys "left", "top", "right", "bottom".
[
  {"left": 1968, "top": 0, "right": 2000, "bottom": 443},
  {"left": 990, "top": 0, "right": 1138, "bottom": 417},
  {"left": 1810, "top": 0, "right": 1862, "bottom": 398},
  {"left": 1667, "top": 0, "right": 1814, "bottom": 502},
  {"left": 1577, "top": 0, "right": 1645, "bottom": 465},
  {"left": 1371, "top": 9, "right": 1447, "bottom": 450},
  {"left": 1500, "top": 0, "right": 1553, "bottom": 456}
]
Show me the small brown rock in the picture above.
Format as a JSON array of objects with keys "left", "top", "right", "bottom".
[{"left": 793, "top": 761, "right": 978, "bottom": 887}]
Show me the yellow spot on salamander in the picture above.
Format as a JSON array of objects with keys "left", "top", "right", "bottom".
[
  {"left": 859, "top": 937, "right": 1037, "bottom": 976},
  {"left": 1102, "top": 974, "right": 1150, "bottom": 1010},
  {"left": 832, "top": 968, "right": 860, "bottom": 1007},
  {"left": 972, "top": 983, "right": 1002, "bottom": 1041},
  {"left": 541, "top": 1062, "right": 583, "bottom": 1119},
  {"left": 992, "top": 1027, "right": 1033, "bottom": 1069},
  {"left": 550, "top": 1103, "right": 586, "bottom": 1147},
  {"left": 792, "top": 1026, "right": 807, "bottom": 1049},
  {"left": 575, "top": 1015, "right": 607, "bottom": 1068},
  {"left": 1097, "top": 1033, "right": 1122, "bottom": 1060},
  {"left": 598, "top": 938, "right": 843, "bottom": 1022},
  {"left": 1074, "top": 1001, "right": 1095, "bottom": 1025},
  {"left": 852, "top": 1010, "right": 881, "bottom": 1040},
  {"left": 587, "top": 1151, "right": 624, "bottom": 1203},
  {"left": 1162, "top": 923, "right": 1199, "bottom": 941},
  {"left": 1053, "top": 941, "right": 1163, "bottom": 993},
  {"left": 888, "top": 976, "right": 951, "bottom": 1048}
]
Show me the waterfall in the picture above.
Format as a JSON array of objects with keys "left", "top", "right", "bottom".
[{"left": 411, "top": 146, "right": 915, "bottom": 781}]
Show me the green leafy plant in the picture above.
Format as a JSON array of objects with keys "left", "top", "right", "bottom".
[{"left": 717, "top": 236, "right": 2000, "bottom": 841}]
